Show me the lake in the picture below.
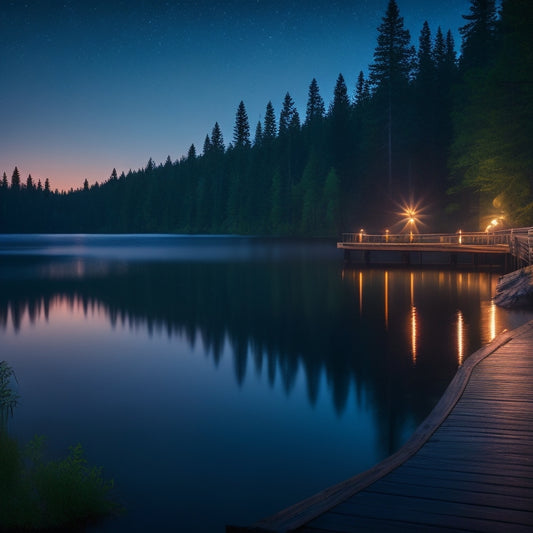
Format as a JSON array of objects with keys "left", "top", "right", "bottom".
[{"left": 1, "top": 234, "right": 531, "bottom": 532}]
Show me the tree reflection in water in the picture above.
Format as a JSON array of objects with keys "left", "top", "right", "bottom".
[{"left": 0, "top": 251, "right": 516, "bottom": 458}]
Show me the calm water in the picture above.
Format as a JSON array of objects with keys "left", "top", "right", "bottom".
[{"left": 1, "top": 235, "right": 531, "bottom": 532}]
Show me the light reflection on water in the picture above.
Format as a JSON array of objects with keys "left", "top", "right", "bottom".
[{"left": 1, "top": 235, "right": 532, "bottom": 532}]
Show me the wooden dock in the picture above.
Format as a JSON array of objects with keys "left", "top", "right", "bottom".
[
  {"left": 337, "top": 228, "right": 533, "bottom": 270},
  {"left": 228, "top": 320, "right": 533, "bottom": 532}
]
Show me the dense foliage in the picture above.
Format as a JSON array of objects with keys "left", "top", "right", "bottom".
[{"left": 1, "top": 0, "right": 531, "bottom": 234}]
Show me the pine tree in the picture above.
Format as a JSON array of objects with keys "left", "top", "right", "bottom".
[
  {"left": 44, "top": 178, "right": 51, "bottom": 195},
  {"left": 369, "top": 0, "right": 413, "bottom": 91},
  {"left": 329, "top": 73, "right": 350, "bottom": 116},
  {"left": 459, "top": 0, "right": 497, "bottom": 70},
  {"left": 211, "top": 122, "right": 225, "bottom": 153},
  {"left": 328, "top": 73, "right": 352, "bottom": 187},
  {"left": 279, "top": 92, "right": 298, "bottom": 136},
  {"left": 305, "top": 78, "right": 325, "bottom": 125},
  {"left": 1, "top": 173, "right": 7, "bottom": 189},
  {"left": 83, "top": 179, "right": 89, "bottom": 191},
  {"left": 110, "top": 168, "right": 118, "bottom": 181},
  {"left": 145, "top": 158, "right": 155, "bottom": 173},
  {"left": 416, "top": 21, "right": 434, "bottom": 87},
  {"left": 263, "top": 101, "right": 277, "bottom": 141},
  {"left": 369, "top": 0, "right": 413, "bottom": 196},
  {"left": 26, "top": 174, "right": 34, "bottom": 190},
  {"left": 445, "top": 30, "right": 457, "bottom": 72},
  {"left": 203, "top": 134, "right": 212, "bottom": 155},
  {"left": 254, "top": 121, "right": 263, "bottom": 146},
  {"left": 187, "top": 144, "right": 197, "bottom": 160},
  {"left": 354, "top": 71, "right": 370, "bottom": 107},
  {"left": 233, "top": 101, "right": 251, "bottom": 148},
  {"left": 11, "top": 167, "right": 21, "bottom": 191},
  {"left": 433, "top": 27, "right": 446, "bottom": 67}
]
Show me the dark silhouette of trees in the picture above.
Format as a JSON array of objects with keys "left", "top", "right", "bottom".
[
  {"left": 1, "top": 0, "right": 529, "bottom": 235},
  {"left": 459, "top": 0, "right": 498, "bottom": 70},
  {"left": 450, "top": 0, "right": 533, "bottom": 228}
]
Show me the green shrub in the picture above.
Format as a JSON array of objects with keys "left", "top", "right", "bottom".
[
  {"left": 0, "top": 435, "right": 120, "bottom": 530},
  {"left": 0, "top": 361, "right": 120, "bottom": 530}
]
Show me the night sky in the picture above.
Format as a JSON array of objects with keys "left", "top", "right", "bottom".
[{"left": 1, "top": 0, "right": 472, "bottom": 191}]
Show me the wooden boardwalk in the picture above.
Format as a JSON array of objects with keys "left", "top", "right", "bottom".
[{"left": 229, "top": 320, "right": 533, "bottom": 532}]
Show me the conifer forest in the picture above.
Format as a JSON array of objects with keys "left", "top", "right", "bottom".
[{"left": 1, "top": 0, "right": 531, "bottom": 235}]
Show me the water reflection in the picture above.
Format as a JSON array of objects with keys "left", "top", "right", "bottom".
[
  {"left": 0, "top": 241, "right": 523, "bottom": 449},
  {"left": 457, "top": 310, "right": 465, "bottom": 365},
  {"left": 2, "top": 237, "right": 532, "bottom": 533}
]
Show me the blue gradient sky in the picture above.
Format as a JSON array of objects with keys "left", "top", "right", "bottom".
[{"left": 1, "top": 0, "right": 472, "bottom": 191}]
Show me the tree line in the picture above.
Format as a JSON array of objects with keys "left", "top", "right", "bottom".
[{"left": 1, "top": 0, "right": 531, "bottom": 235}]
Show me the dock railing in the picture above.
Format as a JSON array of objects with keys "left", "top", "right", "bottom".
[{"left": 340, "top": 227, "right": 533, "bottom": 266}]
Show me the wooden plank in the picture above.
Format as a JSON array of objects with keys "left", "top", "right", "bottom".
[
  {"left": 331, "top": 492, "right": 533, "bottom": 530},
  {"left": 392, "top": 464, "right": 533, "bottom": 489},
  {"left": 365, "top": 479, "right": 533, "bottom": 512}
]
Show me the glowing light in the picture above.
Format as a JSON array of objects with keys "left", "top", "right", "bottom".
[
  {"left": 489, "top": 300, "right": 496, "bottom": 342},
  {"left": 484, "top": 215, "right": 505, "bottom": 233},
  {"left": 410, "top": 272, "right": 417, "bottom": 364},
  {"left": 384, "top": 271, "right": 389, "bottom": 330},
  {"left": 359, "top": 271, "right": 363, "bottom": 315},
  {"left": 457, "top": 310, "right": 464, "bottom": 365},
  {"left": 359, "top": 229, "right": 364, "bottom": 242},
  {"left": 458, "top": 229, "right": 462, "bottom": 244},
  {"left": 392, "top": 198, "right": 428, "bottom": 234},
  {"left": 411, "top": 305, "right": 417, "bottom": 364}
]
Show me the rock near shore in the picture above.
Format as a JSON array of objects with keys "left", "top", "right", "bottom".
[{"left": 494, "top": 266, "right": 533, "bottom": 308}]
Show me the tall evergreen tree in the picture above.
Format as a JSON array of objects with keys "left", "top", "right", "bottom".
[
  {"left": 279, "top": 92, "right": 298, "bottom": 136},
  {"left": 416, "top": 21, "right": 434, "bottom": 87},
  {"left": 459, "top": 0, "right": 497, "bottom": 70},
  {"left": 11, "top": 167, "right": 21, "bottom": 191},
  {"left": 354, "top": 71, "right": 370, "bottom": 106},
  {"left": 1, "top": 173, "right": 8, "bottom": 189},
  {"left": 203, "top": 134, "right": 212, "bottom": 155},
  {"left": 369, "top": 0, "right": 413, "bottom": 196},
  {"left": 211, "top": 122, "right": 225, "bottom": 153},
  {"left": 433, "top": 27, "right": 446, "bottom": 67},
  {"left": 233, "top": 101, "right": 251, "bottom": 148},
  {"left": 305, "top": 78, "right": 325, "bottom": 125},
  {"left": 263, "top": 101, "right": 277, "bottom": 141},
  {"left": 328, "top": 73, "right": 353, "bottom": 195},
  {"left": 329, "top": 73, "right": 350, "bottom": 115},
  {"left": 253, "top": 121, "right": 263, "bottom": 146},
  {"left": 26, "top": 174, "right": 34, "bottom": 190}
]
